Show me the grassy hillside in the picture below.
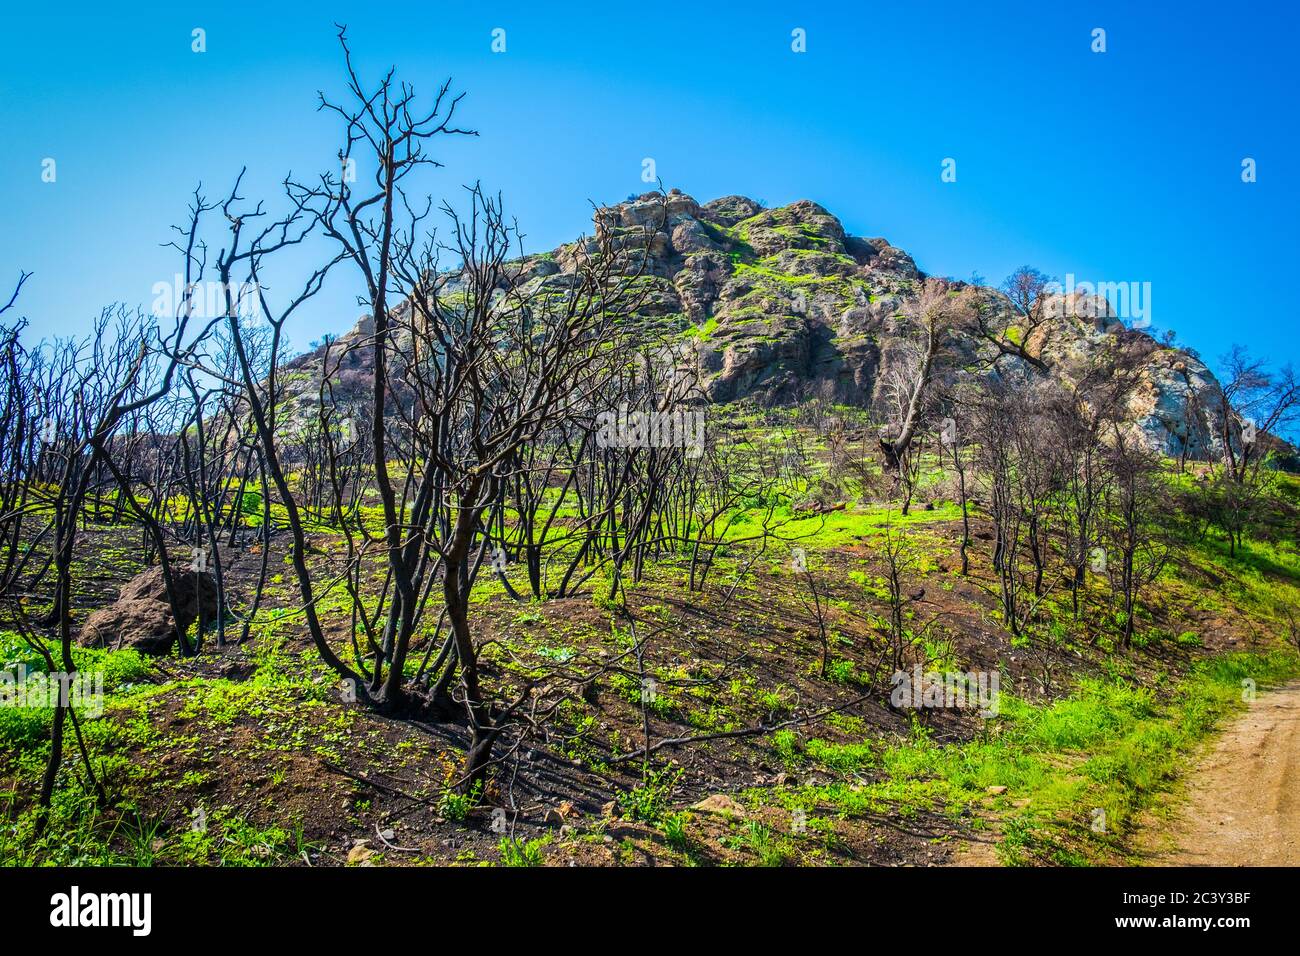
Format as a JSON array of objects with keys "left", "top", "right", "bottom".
[{"left": 4, "top": 426, "right": 1297, "bottom": 867}]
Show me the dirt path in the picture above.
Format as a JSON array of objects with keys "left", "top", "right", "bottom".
[{"left": 1153, "top": 681, "right": 1300, "bottom": 866}]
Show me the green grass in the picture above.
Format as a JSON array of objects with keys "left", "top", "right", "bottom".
[
  {"left": 498, "top": 835, "right": 549, "bottom": 867},
  {"left": 616, "top": 767, "right": 682, "bottom": 824},
  {"left": 438, "top": 784, "right": 480, "bottom": 822},
  {"left": 721, "top": 820, "right": 793, "bottom": 866},
  {"left": 967, "top": 652, "right": 1297, "bottom": 863},
  {"left": 0, "top": 630, "right": 153, "bottom": 749},
  {"left": 777, "top": 649, "right": 1300, "bottom": 865},
  {"left": 0, "top": 791, "right": 304, "bottom": 866},
  {"left": 729, "top": 500, "right": 962, "bottom": 552}
]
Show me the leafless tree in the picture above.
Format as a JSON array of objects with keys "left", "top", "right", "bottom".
[
  {"left": 969, "top": 266, "right": 1054, "bottom": 374},
  {"left": 877, "top": 518, "right": 934, "bottom": 672},
  {"left": 878, "top": 278, "right": 975, "bottom": 480},
  {"left": 792, "top": 548, "right": 831, "bottom": 678},
  {"left": 1216, "top": 345, "right": 1299, "bottom": 483},
  {"left": 1102, "top": 428, "right": 1170, "bottom": 649}
]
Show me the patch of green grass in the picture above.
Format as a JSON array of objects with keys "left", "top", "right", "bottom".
[
  {"left": 617, "top": 766, "right": 682, "bottom": 824},
  {"left": 770, "top": 728, "right": 802, "bottom": 768},
  {"left": 684, "top": 317, "right": 719, "bottom": 341},
  {"left": 823, "top": 658, "right": 864, "bottom": 686},
  {"left": 661, "top": 811, "right": 692, "bottom": 852},
  {"left": 498, "top": 835, "right": 549, "bottom": 867},
  {"left": 881, "top": 650, "right": 1300, "bottom": 864},
  {"left": 0, "top": 631, "right": 153, "bottom": 749},
  {"left": 438, "top": 783, "right": 481, "bottom": 823},
  {"left": 0, "top": 793, "right": 299, "bottom": 866},
  {"left": 722, "top": 820, "right": 793, "bottom": 866},
  {"left": 733, "top": 501, "right": 962, "bottom": 553},
  {"left": 806, "top": 738, "right": 875, "bottom": 773}
]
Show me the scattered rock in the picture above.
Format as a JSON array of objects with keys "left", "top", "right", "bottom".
[
  {"left": 346, "top": 843, "right": 374, "bottom": 865},
  {"left": 543, "top": 806, "right": 570, "bottom": 826},
  {"left": 79, "top": 564, "right": 218, "bottom": 654},
  {"left": 691, "top": 794, "right": 747, "bottom": 818},
  {"left": 79, "top": 599, "right": 175, "bottom": 655},
  {"left": 986, "top": 785, "right": 1008, "bottom": 796}
]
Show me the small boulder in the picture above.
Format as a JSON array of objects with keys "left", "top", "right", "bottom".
[
  {"left": 79, "top": 564, "right": 218, "bottom": 655},
  {"left": 80, "top": 599, "right": 176, "bottom": 655},
  {"left": 118, "top": 565, "right": 218, "bottom": 626},
  {"left": 346, "top": 843, "right": 375, "bottom": 865},
  {"left": 690, "top": 794, "right": 747, "bottom": 818}
]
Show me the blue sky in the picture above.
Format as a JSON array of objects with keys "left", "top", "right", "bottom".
[{"left": 1, "top": 1, "right": 1296, "bottom": 375}]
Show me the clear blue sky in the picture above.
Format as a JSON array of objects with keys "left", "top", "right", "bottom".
[{"left": 1, "top": 1, "right": 1296, "bottom": 374}]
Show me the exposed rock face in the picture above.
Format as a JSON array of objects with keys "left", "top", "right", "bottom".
[
  {"left": 80, "top": 565, "right": 218, "bottom": 654},
  {"left": 293, "top": 189, "right": 1250, "bottom": 461},
  {"left": 591, "top": 191, "right": 1238, "bottom": 457}
]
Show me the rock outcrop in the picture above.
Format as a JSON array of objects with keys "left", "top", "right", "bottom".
[
  {"left": 80, "top": 565, "right": 218, "bottom": 654},
  {"left": 290, "top": 189, "right": 1261, "bottom": 462}
]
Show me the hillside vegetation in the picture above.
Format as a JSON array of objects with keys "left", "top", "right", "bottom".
[{"left": 2, "top": 35, "right": 1298, "bottom": 868}]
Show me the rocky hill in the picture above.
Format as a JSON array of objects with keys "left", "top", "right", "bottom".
[{"left": 293, "top": 190, "right": 1250, "bottom": 462}]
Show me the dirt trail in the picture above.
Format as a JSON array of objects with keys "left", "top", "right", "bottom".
[{"left": 1154, "top": 681, "right": 1300, "bottom": 866}]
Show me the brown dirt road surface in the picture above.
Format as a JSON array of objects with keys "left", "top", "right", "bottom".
[{"left": 1153, "top": 681, "right": 1300, "bottom": 866}]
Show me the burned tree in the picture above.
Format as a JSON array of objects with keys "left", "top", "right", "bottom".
[
  {"left": 877, "top": 278, "right": 976, "bottom": 512},
  {"left": 970, "top": 266, "right": 1055, "bottom": 374},
  {"left": 1102, "top": 429, "right": 1170, "bottom": 649}
]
